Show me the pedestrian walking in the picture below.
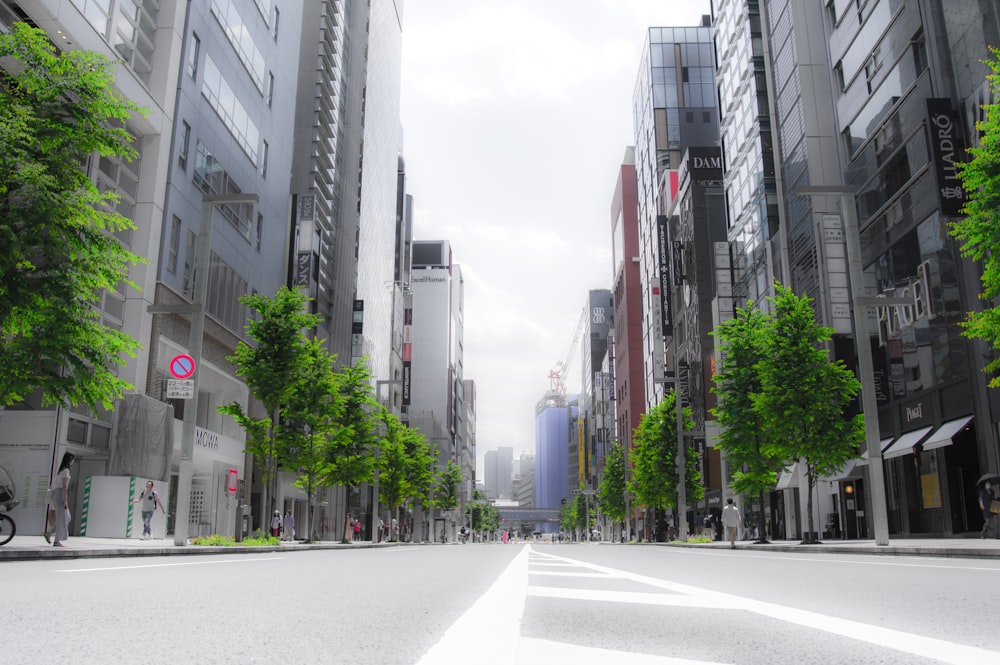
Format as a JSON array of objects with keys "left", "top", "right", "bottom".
[
  {"left": 271, "top": 510, "right": 281, "bottom": 538},
  {"left": 133, "top": 481, "right": 166, "bottom": 540},
  {"left": 282, "top": 509, "right": 295, "bottom": 541},
  {"left": 353, "top": 516, "right": 362, "bottom": 541},
  {"left": 978, "top": 481, "right": 996, "bottom": 539},
  {"left": 44, "top": 452, "right": 75, "bottom": 547},
  {"left": 721, "top": 498, "right": 741, "bottom": 549}
]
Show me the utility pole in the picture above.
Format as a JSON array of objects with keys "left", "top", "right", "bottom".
[
  {"left": 171, "top": 193, "right": 258, "bottom": 546},
  {"left": 795, "top": 187, "right": 892, "bottom": 546}
]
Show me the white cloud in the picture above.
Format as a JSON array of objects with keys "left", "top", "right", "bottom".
[{"left": 401, "top": 0, "right": 714, "bottom": 470}]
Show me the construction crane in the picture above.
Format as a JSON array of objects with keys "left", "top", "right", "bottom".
[{"left": 549, "top": 307, "right": 586, "bottom": 397}]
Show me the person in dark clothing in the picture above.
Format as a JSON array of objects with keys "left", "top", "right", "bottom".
[{"left": 979, "top": 481, "right": 996, "bottom": 539}]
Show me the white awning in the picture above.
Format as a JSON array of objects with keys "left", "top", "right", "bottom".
[
  {"left": 776, "top": 462, "right": 801, "bottom": 490},
  {"left": 827, "top": 459, "right": 861, "bottom": 482},
  {"left": 882, "top": 426, "right": 933, "bottom": 460},
  {"left": 857, "top": 437, "right": 895, "bottom": 465},
  {"left": 921, "top": 416, "right": 974, "bottom": 452}
]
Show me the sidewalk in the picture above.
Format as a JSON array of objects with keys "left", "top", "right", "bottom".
[
  {"left": 662, "top": 536, "right": 1000, "bottom": 559},
  {"left": 0, "top": 535, "right": 393, "bottom": 561},
  {"left": 4, "top": 534, "right": 1000, "bottom": 561}
]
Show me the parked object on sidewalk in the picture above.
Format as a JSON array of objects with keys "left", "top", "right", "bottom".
[{"left": 0, "top": 465, "right": 20, "bottom": 546}]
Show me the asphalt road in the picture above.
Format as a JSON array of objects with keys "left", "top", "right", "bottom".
[{"left": 4, "top": 543, "right": 999, "bottom": 664}]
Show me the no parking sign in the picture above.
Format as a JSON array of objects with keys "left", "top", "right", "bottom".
[{"left": 169, "top": 354, "right": 196, "bottom": 379}]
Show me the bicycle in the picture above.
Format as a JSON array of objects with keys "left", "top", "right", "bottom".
[{"left": 0, "top": 465, "right": 19, "bottom": 546}]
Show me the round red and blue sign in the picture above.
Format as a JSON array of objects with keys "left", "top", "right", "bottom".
[{"left": 169, "top": 354, "right": 196, "bottom": 380}]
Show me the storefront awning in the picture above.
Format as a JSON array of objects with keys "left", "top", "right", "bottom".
[
  {"left": 857, "top": 437, "right": 895, "bottom": 465},
  {"left": 776, "top": 462, "right": 801, "bottom": 490},
  {"left": 882, "top": 426, "right": 933, "bottom": 460},
  {"left": 827, "top": 459, "right": 861, "bottom": 482},
  {"left": 921, "top": 416, "right": 974, "bottom": 452}
]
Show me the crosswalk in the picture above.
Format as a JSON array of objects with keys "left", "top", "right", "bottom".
[{"left": 417, "top": 545, "right": 1000, "bottom": 665}]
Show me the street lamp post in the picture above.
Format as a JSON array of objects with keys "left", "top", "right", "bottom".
[
  {"left": 795, "top": 187, "right": 892, "bottom": 546},
  {"left": 173, "top": 193, "right": 258, "bottom": 546}
]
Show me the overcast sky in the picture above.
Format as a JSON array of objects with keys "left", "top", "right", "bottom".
[{"left": 399, "top": 0, "right": 712, "bottom": 473}]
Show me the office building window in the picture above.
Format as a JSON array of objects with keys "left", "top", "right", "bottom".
[
  {"left": 201, "top": 55, "right": 260, "bottom": 164},
  {"left": 187, "top": 32, "right": 200, "bottom": 80},
  {"left": 261, "top": 140, "right": 269, "bottom": 178},
  {"left": 273, "top": 7, "right": 280, "bottom": 40},
  {"left": 167, "top": 215, "right": 181, "bottom": 274},
  {"left": 267, "top": 72, "right": 275, "bottom": 107},
  {"left": 182, "top": 229, "right": 196, "bottom": 298},
  {"left": 178, "top": 121, "right": 191, "bottom": 169}
]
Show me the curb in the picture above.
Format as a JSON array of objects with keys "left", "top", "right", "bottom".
[
  {"left": 0, "top": 540, "right": 399, "bottom": 562},
  {"left": 657, "top": 540, "right": 1000, "bottom": 559}
]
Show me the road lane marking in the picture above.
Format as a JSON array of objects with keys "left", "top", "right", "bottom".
[
  {"left": 538, "top": 550, "right": 1000, "bottom": 665},
  {"left": 528, "top": 585, "right": 731, "bottom": 608},
  {"left": 529, "top": 570, "right": 620, "bottom": 578},
  {"left": 415, "top": 545, "right": 529, "bottom": 665},
  {"left": 55, "top": 556, "right": 284, "bottom": 572},
  {"left": 518, "top": 638, "right": 731, "bottom": 664}
]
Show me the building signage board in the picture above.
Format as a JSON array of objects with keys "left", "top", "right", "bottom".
[
  {"left": 656, "top": 215, "right": 672, "bottom": 336},
  {"left": 926, "top": 98, "right": 965, "bottom": 217},
  {"left": 166, "top": 379, "right": 194, "bottom": 399}
]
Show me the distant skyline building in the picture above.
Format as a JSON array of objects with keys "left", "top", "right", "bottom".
[
  {"left": 578, "top": 291, "right": 613, "bottom": 493},
  {"left": 408, "top": 240, "right": 469, "bottom": 525},
  {"left": 535, "top": 395, "right": 576, "bottom": 522},
  {"left": 483, "top": 446, "right": 513, "bottom": 500}
]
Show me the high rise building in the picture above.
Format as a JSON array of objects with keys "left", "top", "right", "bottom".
[
  {"left": 632, "top": 18, "right": 720, "bottom": 410},
  {"left": 407, "top": 239, "right": 469, "bottom": 538},
  {"left": 0, "top": 0, "right": 185, "bottom": 537},
  {"left": 148, "top": 0, "right": 304, "bottom": 536},
  {"left": 610, "top": 148, "right": 646, "bottom": 471},
  {"left": 535, "top": 394, "right": 576, "bottom": 523},
  {"left": 579, "top": 291, "right": 613, "bottom": 493}
]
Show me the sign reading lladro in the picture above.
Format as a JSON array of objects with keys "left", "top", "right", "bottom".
[{"left": 926, "top": 99, "right": 965, "bottom": 217}]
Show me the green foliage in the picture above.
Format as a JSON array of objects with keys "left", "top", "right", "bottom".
[
  {"left": 219, "top": 287, "right": 321, "bottom": 514},
  {"left": 711, "top": 302, "right": 785, "bottom": 541},
  {"left": 597, "top": 442, "right": 628, "bottom": 522},
  {"left": 378, "top": 408, "right": 434, "bottom": 519},
  {"left": 466, "top": 488, "right": 499, "bottom": 533},
  {"left": 629, "top": 389, "right": 702, "bottom": 512},
  {"left": 281, "top": 336, "right": 344, "bottom": 541},
  {"left": 433, "top": 460, "right": 462, "bottom": 512},
  {"left": 0, "top": 23, "right": 147, "bottom": 410},
  {"left": 558, "top": 500, "right": 576, "bottom": 532},
  {"left": 325, "top": 359, "right": 378, "bottom": 489},
  {"left": 954, "top": 46, "right": 1000, "bottom": 387},
  {"left": 755, "top": 283, "right": 864, "bottom": 542},
  {"left": 191, "top": 533, "right": 280, "bottom": 547}
]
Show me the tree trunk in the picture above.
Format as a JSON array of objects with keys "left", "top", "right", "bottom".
[
  {"left": 805, "top": 469, "right": 817, "bottom": 544},
  {"left": 757, "top": 488, "right": 769, "bottom": 543}
]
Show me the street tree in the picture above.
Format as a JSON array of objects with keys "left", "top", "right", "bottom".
[
  {"left": 466, "top": 488, "right": 499, "bottom": 538},
  {"left": 378, "top": 407, "right": 433, "bottom": 540},
  {"left": 219, "top": 287, "right": 321, "bottom": 520},
  {"left": 711, "top": 302, "right": 786, "bottom": 543},
  {"left": 279, "top": 337, "right": 343, "bottom": 542},
  {"left": 755, "top": 283, "right": 863, "bottom": 543},
  {"left": 629, "top": 389, "right": 702, "bottom": 520},
  {"left": 953, "top": 46, "right": 1000, "bottom": 387},
  {"left": 597, "top": 442, "right": 628, "bottom": 528},
  {"left": 558, "top": 500, "right": 576, "bottom": 534},
  {"left": 327, "top": 359, "right": 379, "bottom": 542},
  {"left": 0, "top": 23, "right": 146, "bottom": 410},
  {"left": 433, "top": 459, "right": 462, "bottom": 513}
]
